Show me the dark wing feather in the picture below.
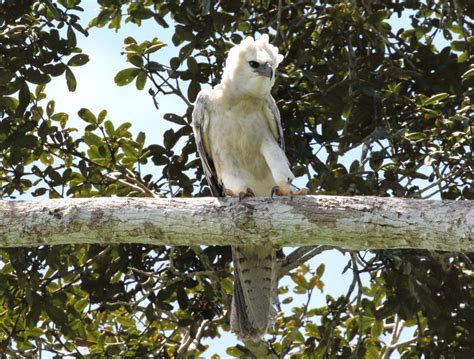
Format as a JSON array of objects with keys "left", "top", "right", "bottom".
[
  {"left": 265, "top": 95, "right": 285, "bottom": 151},
  {"left": 191, "top": 91, "right": 223, "bottom": 197}
]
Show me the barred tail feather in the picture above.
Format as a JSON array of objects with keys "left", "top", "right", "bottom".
[{"left": 230, "top": 245, "right": 277, "bottom": 341}]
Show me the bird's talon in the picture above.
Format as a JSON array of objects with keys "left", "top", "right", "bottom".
[
  {"left": 239, "top": 188, "right": 255, "bottom": 202},
  {"left": 271, "top": 186, "right": 280, "bottom": 199},
  {"left": 294, "top": 187, "right": 309, "bottom": 196}
]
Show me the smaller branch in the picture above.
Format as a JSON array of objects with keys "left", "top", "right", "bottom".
[
  {"left": 176, "top": 319, "right": 210, "bottom": 356},
  {"left": 420, "top": 162, "right": 469, "bottom": 198},
  {"left": 106, "top": 170, "right": 158, "bottom": 198},
  {"left": 280, "top": 279, "right": 315, "bottom": 358},
  {"left": 275, "top": 0, "right": 283, "bottom": 45},
  {"left": 190, "top": 246, "right": 231, "bottom": 305},
  {"left": 382, "top": 333, "right": 417, "bottom": 358},
  {"left": 349, "top": 252, "right": 364, "bottom": 358},
  {"left": 279, "top": 245, "right": 330, "bottom": 277}
]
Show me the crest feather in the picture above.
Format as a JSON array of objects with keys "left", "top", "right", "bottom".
[{"left": 225, "top": 34, "right": 283, "bottom": 69}]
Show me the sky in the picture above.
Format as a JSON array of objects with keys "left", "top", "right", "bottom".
[{"left": 38, "top": 1, "right": 447, "bottom": 356}]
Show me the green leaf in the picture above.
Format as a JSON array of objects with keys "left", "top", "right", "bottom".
[
  {"left": 116, "top": 316, "right": 135, "bottom": 327},
  {"left": 87, "top": 145, "right": 101, "bottom": 160},
  {"left": 170, "top": 57, "right": 181, "bottom": 70},
  {"left": 144, "top": 40, "right": 167, "bottom": 54},
  {"left": 97, "top": 110, "right": 107, "bottom": 124},
  {"left": 365, "top": 343, "right": 381, "bottom": 359},
  {"left": 23, "top": 68, "right": 50, "bottom": 84},
  {"left": 114, "top": 68, "right": 140, "bottom": 86},
  {"left": 65, "top": 68, "right": 77, "bottom": 91},
  {"left": 163, "top": 113, "right": 187, "bottom": 125},
  {"left": 187, "top": 80, "right": 201, "bottom": 102},
  {"left": 124, "top": 36, "right": 137, "bottom": 45},
  {"left": 116, "top": 122, "right": 132, "bottom": 134},
  {"left": 67, "top": 26, "right": 77, "bottom": 47},
  {"left": 163, "top": 129, "right": 180, "bottom": 150},
  {"left": 104, "top": 120, "right": 115, "bottom": 137},
  {"left": 47, "top": 167, "right": 63, "bottom": 185},
  {"left": 130, "top": 7, "right": 153, "bottom": 20},
  {"left": 153, "top": 13, "right": 169, "bottom": 28},
  {"left": 46, "top": 100, "right": 55, "bottom": 117},
  {"left": 78, "top": 108, "right": 96, "bottom": 124},
  {"left": 187, "top": 57, "right": 199, "bottom": 75},
  {"left": 44, "top": 302, "right": 67, "bottom": 326},
  {"left": 121, "top": 141, "right": 138, "bottom": 158},
  {"left": 423, "top": 93, "right": 449, "bottom": 106},
  {"left": 136, "top": 70, "right": 147, "bottom": 90},
  {"left": 398, "top": 169, "right": 429, "bottom": 179},
  {"left": 221, "top": 278, "right": 233, "bottom": 293},
  {"left": 316, "top": 263, "right": 325, "bottom": 277},
  {"left": 371, "top": 320, "right": 383, "bottom": 337},
  {"left": 50, "top": 113, "right": 69, "bottom": 127},
  {"left": 39, "top": 153, "right": 54, "bottom": 165},
  {"left": 17, "top": 134, "right": 37, "bottom": 148},
  {"left": 17, "top": 81, "right": 30, "bottom": 115},
  {"left": 226, "top": 347, "right": 245, "bottom": 357},
  {"left": 24, "top": 327, "right": 44, "bottom": 337},
  {"left": 43, "top": 0, "right": 61, "bottom": 18},
  {"left": 0, "top": 97, "right": 18, "bottom": 112},
  {"left": 405, "top": 132, "right": 427, "bottom": 142},
  {"left": 32, "top": 187, "right": 47, "bottom": 197},
  {"left": 450, "top": 40, "right": 466, "bottom": 51},
  {"left": 83, "top": 132, "right": 102, "bottom": 147},
  {"left": 67, "top": 54, "right": 90, "bottom": 66},
  {"left": 146, "top": 61, "right": 165, "bottom": 72},
  {"left": 461, "top": 68, "right": 474, "bottom": 80},
  {"left": 125, "top": 43, "right": 143, "bottom": 55},
  {"left": 136, "top": 131, "right": 146, "bottom": 147},
  {"left": 0, "top": 69, "right": 14, "bottom": 83},
  {"left": 305, "top": 323, "right": 320, "bottom": 337},
  {"left": 128, "top": 55, "right": 143, "bottom": 67}
]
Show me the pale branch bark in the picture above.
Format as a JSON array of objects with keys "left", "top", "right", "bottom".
[{"left": 0, "top": 196, "right": 472, "bottom": 251}]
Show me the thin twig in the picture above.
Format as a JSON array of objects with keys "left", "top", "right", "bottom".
[
  {"left": 279, "top": 245, "right": 330, "bottom": 277},
  {"left": 176, "top": 319, "right": 210, "bottom": 356}
]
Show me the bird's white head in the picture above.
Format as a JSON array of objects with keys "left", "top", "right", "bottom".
[{"left": 221, "top": 34, "right": 284, "bottom": 98}]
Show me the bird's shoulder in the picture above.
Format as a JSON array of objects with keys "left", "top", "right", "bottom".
[{"left": 194, "top": 89, "right": 213, "bottom": 108}]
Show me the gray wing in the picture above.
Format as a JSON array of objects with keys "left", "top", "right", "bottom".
[
  {"left": 265, "top": 95, "right": 285, "bottom": 151},
  {"left": 191, "top": 90, "right": 223, "bottom": 197}
]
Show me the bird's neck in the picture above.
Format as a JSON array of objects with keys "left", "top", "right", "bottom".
[{"left": 219, "top": 80, "right": 269, "bottom": 103}]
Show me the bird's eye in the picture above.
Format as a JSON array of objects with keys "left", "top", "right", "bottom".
[{"left": 248, "top": 61, "right": 260, "bottom": 68}]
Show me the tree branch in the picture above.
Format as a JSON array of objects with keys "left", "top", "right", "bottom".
[{"left": 0, "top": 196, "right": 472, "bottom": 251}]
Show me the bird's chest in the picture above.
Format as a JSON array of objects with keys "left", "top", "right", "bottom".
[{"left": 209, "top": 101, "right": 269, "bottom": 155}]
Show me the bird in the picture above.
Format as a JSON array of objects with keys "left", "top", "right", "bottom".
[{"left": 191, "top": 34, "right": 306, "bottom": 341}]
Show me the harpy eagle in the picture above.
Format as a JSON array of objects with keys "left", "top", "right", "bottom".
[{"left": 192, "top": 34, "right": 305, "bottom": 341}]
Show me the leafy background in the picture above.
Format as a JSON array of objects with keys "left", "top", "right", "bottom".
[{"left": 0, "top": 0, "right": 473, "bottom": 357}]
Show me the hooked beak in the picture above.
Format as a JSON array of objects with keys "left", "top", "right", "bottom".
[{"left": 253, "top": 62, "right": 273, "bottom": 79}]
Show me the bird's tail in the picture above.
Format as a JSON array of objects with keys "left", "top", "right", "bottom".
[{"left": 230, "top": 245, "right": 277, "bottom": 341}]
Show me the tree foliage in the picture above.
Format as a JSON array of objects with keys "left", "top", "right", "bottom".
[{"left": 0, "top": 0, "right": 473, "bottom": 357}]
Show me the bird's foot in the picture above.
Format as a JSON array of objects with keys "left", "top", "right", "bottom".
[
  {"left": 238, "top": 188, "right": 255, "bottom": 202},
  {"left": 271, "top": 186, "right": 309, "bottom": 200},
  {"left": 224, "top": 188, "right": 255, "bottom": 202},
  {"left": 292, "top": 187, "right": 309, "bottom": 196},
  {"left": 271, "top": 185, "right": 289, "bottom": 199}
]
